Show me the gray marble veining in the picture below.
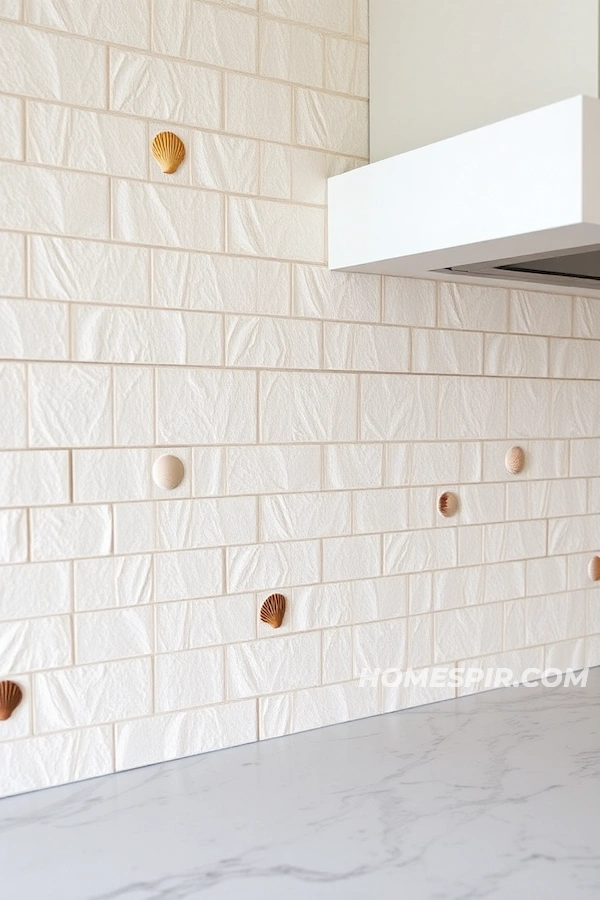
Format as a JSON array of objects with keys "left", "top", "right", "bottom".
[{"left": 1, "top": 671, "right": 599, "bottom": 899}]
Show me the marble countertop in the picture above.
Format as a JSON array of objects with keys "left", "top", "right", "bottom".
[{"left": 1, "top": 671, "right": 599, "bottom": 899}]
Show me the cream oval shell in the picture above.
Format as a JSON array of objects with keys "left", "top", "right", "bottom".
[
  {"left": 589, "top": 556, "right": 600, "bottom": 582},
  {"left": 152, "top": 131, "right": 186, "bottom": 174},
  {"left": 438, "top": 492, "right": 458, "bottom": 518},
  {"left": 505, "top": 446, "right": 525, "bottom": 475},
  {"left": 152, "top": 455, "right": 185, "bottom": 491}
]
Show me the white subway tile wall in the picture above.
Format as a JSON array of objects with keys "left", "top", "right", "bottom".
[{"left": 0, "top": 0, "right": 598, "bottom": 798}]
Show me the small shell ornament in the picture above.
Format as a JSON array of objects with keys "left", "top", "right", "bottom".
[
  {"left": 589, "top": 556, "right": 600, "bottom": 582},
  {"left": 438, "top": 492, "right": 458, "bottom": 518},
  {"left": 152, "top": 455, "right": 185, "bottom": 491},
  {"left": 0, "top": 681, "right": 23, "bottom": 721},
  {"left": 152, "top": 131, "right": 186, "bottom": 174},
  {"left": 505, "top": 446, "right": 525, "bottom": 475},
  {"left": 260, "top": 593, "right": 286, "bottom": 629}
]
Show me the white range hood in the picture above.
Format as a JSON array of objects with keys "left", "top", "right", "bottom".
[{"left": 328, "top": 0, "right": 600, "bottom": 296}]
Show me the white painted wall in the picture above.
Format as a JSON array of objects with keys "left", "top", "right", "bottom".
[
  {"left": 370, "top": 0, "right": 600, "bottom": 160},
  {"left": 0, "top": 0, "right": 599, "bottom": 798}
]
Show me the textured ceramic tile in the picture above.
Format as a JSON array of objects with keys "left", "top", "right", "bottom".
[
  {"left": 526, "top": 593, "right": 586, "bottom": 645},
  {"left": 0, "top": 21, "right": 106, "bottom": 105},
  {"left": 0, "top": 615, "right": 71, "bottom": 673},
  {"left": 113, "top": 502, "right": 156, "bottom": 555},
  {"left": 227, "top": 73, "right": 292, "bottom": 142},
  {"left": 262, "top": 0, "right": 353, "bottom": 34},
  {"left": 412, "top": 328, "right": 483, "bottom": 375},
  {"left": 153, "top": 250, "right": 290, "bottom": 315},
  {"left": 439, "top": 283, "right": 508, "bottom": 332},
  {"left": 0, "top": 95, "right": 22, "bottom": 160},
  {"left": 260, "top": 18, "right": 323, "bottom": 87},
  {"left": 31, "top": 505, "right": 112, "bottom": 562},
  {"left": 192, "top": 447, "right": 227, "bottom": 497},
  {"left": 262, "top": 491, "right": 351, "bottom": 542},
  {"left": 484, "top": 520, "right": 547, "bottom": 564},
  {"left": 227, "top": 445, "right": 321, "bottom": 495},
  {"left": 362, "top": 375, "right": 438, "bottom": 441},
  {"left": 226, "top": 316, "right": 321, "bottom": 368},
  {"left": 354, "top": 618, "right": 407, "bottom": 674},
  {"left": 0, "top": 0, "right": 21, "bottom": 19},
  {"left": 0, "top": 509, "right": 27, "bottom": 564},
  {"left": 110, "top": 49, "right": 221, "bottom": 128},
  {"left": 383, "top": 277, "right": 436, "bottom": 326},
  {"left": 321, "top": 627, "right": 353, "bottom": 683},
  {"left": 114, "top": 367, "right": 154, "bottom": 446},
  {"left": 28, "top": 103, "right": 147, "bottom": 177},
  {"left": 28, "top": 0, "right": 151, "bottom": 46},
  {"left": 295, "top": 89, "right": 368, "bottom": 156},
  {"left": 228, "top": 632, "right": 320, "bottom": 698},
  {"left": 324, "top": 444, "right": 382, "bottom": 489},
  {"left": 112, "top": 180, "right": 224, "bottom": 252},
  {"left": 192, "top": 132, "right": 259, "bottom": 194},
  {"left": 156, "top": 368, "right": 256, "bottom": 444},
  {"left": 260, "top": 371, "right": 357, "bottom": 441},
  {"left": 526, "top": 556, "right": 568, "bottom": 598},
  {"left": 294, "top": 265, "right": 381, "bottom": 321},
  {"left": 573, "top": 296, "right": 600, "bottom": 337},
  {"left": 325, "top": 322, "right": 410, "bottom": 372},
  {"left": 434, "top": 604, "right": 503, "bottom": 662},
  {"left": 30, "top": 236, "right": 150, "bottom": 306},
  {"left": 34, "top": 658, "right": 152, "bottom": 731},
  {"left": 228, "top": 540, "right": 320, "bottom": 593},
  {"left": 156, "top": 496, "right": 257, "bottom": 550},
  {"left": 154, "top": 548, "right": 224, "bottom": 602},
  {"left": 259, "top": 693, "right": 293, "bottom": 739},
  {"left": 260, "top": 142, "right": 292, "bottom": 199},
  {"left": 552, "top": 381, "right": 600, "bottom": 438},
  {"left": 0, "top": 450, "right": 69, "bottom": 507},
  {"left": 29, "top": 363, "right": 112, "bottom": 448},
  {"left": 548, "top": 514, "right": 600, "bottom": 555},
  {"left": 228, "top": 196, "right": 325, "bottom": 262},
  {"left": 322, "top": 534, "right": 381, "bottom": 582},
  {"left": 73, "top": 448, "right": 153, "bottom": 504},
  {"left": 155, "top": 647, "right": 224, "bottom": 712},
  {"left": 510, "top": 290, "right": 572, "bottom": 336},
  {"left": 0, "top": 562, "right": 70, "bottom": 621},
  {"left": 0, "top": 164, "right": 108, "bottom": 238},
  {"left": 551, "top": 338, "right": 600, "bottom": 379},
  {"left": 290, "top": 146, "right": 356, "bottom": 204},
  {"left": 326, "top": 36, "right": 368, "bottom": 96},
  {"left": 0, "top": 726, "right": 113, "bottom": 797},
  {"left": 154, "top": 0, "right": 256, "bottom": 71},
  {"left": 75, "top": 555, "right": 152, "bottom": 610},
  {"left": 485, "top": 334, "right": 549, "bottom": 377},
  {"left": 439, "top": 377, "right": 507, "bottom": 440},
  {"left": 156, "top": 594, "right": 256, "bottom": 652},
  {"left": 0, "top": 299, "right": 68, "bottom": 361},
  {"left": 354, "top": 487, "right": 410, "bottom": 534},
  {"left": 115, "top": 700, "right": 256, "bottom": 770},
  {"left": 385, "top": 528, "right": 457, "bottom": 575},
  {"left": 0, "top": 233, "right": 25, "bottom": 297},
  {"left": 434, "top": 566, "right": 484, "bottom": 611},
  {"left": 75, "top": 607, "right": 153, "bottom": 664},
  {"left": 294, "top": 682, "right": 379, "bottom": 730}
]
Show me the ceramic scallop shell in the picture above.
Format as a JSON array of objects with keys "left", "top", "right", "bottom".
[
  {"left": 152, "top": 455, "right": 185, "bottom": 491},
  {"left": 152, "top": 131, "right": 186, "bottom": 174},
  {"left": 0, "top": 681, "right": 23, "bottom": 721},
  {"left": 438, "top": 491, "right": 458, "bottom": 518},
  {"left": 589, "top": 556, "right": 600, "bottom": 582},
  {"left": 260, "top": 593, "right": 286, "bottom": 629},
  {"left": 505, "top": 446, "right": 525, "bottom": 475}
]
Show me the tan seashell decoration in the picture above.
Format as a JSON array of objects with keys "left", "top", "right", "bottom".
[
  {"left": 152, "top": 455, "right": 185, "bottom": 491},
  {"left": 505, "top": 446, "right": 525, "bottom": 475},
  {"left": 438, "top": 491, "right": 458, "bottom": 518},
  {"left": 152, "top": 131, "right": 186, "bottom": 174},
  {"left": 0, "top": 681, "right": 23, "bottom": 721},
  {"left": 260, "top": 593, "right": 286, "bottom": 629},
  {"left": 589, "top": 556, "right": 600, "bottom": 582}
]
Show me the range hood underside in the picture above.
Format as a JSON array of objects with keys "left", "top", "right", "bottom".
[{"left": 328, "top": 96, "right": 600, "bottom": 297}]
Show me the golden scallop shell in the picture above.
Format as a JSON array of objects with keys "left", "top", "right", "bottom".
[
  {"left": 0, "top": 681, "right": 23, "bottom": 721},
  {"left": 588, "top": 556, "right": 600, "bottom": 582},
  {"left": 438, "top": 491, "right": 458, "bottom": 518},
  {"left": 152, "top": 455, "right": 185, "bottom": 491},
  {"left": 151, "top": 131, "right": 186, "bottom": 174},
  {"left": 260, "top": 593, "right": 286, "bottom": 629},
  {"left": 505, "top": 446, "right": 525, "bottom": 475}
]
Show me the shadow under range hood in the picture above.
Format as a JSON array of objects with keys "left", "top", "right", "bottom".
[{"left": 328, "top": 0, "right": 600, "bottom": 296}]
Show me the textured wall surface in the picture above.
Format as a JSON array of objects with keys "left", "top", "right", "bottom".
[{"left": 0, "top": 0, "right": 599, "bottom": 797}]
